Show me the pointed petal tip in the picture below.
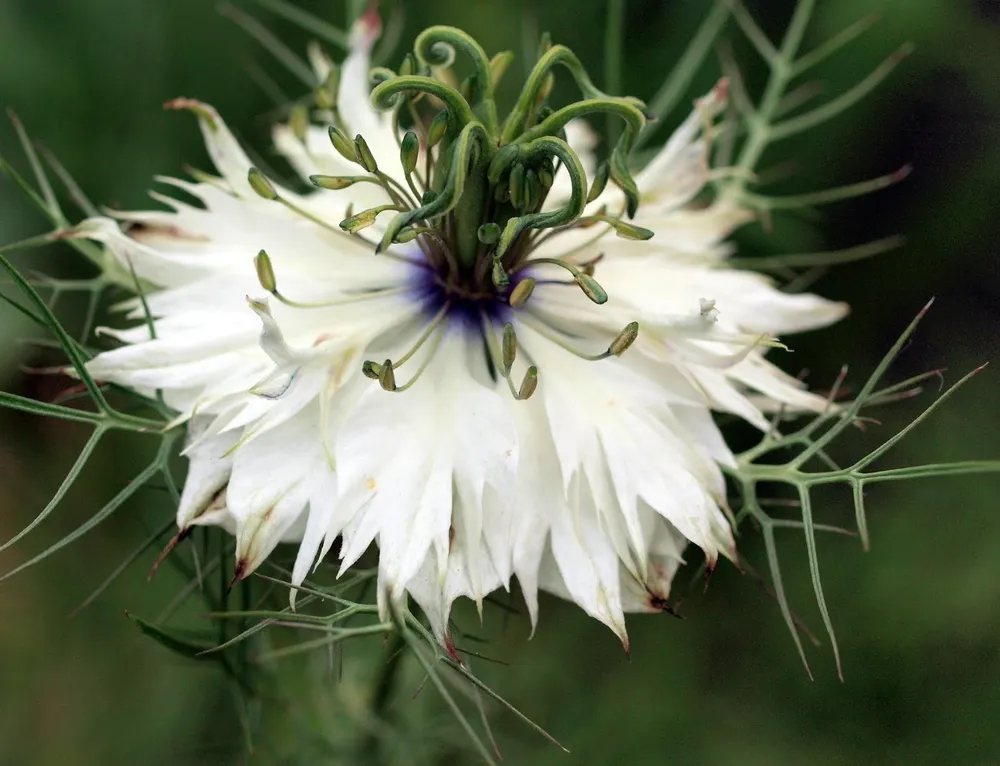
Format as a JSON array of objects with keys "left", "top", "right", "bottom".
[
  {"left": 350, "top": 3, "right": 383, "bottom": 51},
  {"left": 147, "top": 527, "right": 191, "bottom": 581},
  {"left": 162, "top": 98, "right": 219, "bottom": 130},
  {"left": 649, "top": 593, "right": 685, "bottom": 620},
  {"left": 228, "top": 557, "right": 249, "bottom": 592}
]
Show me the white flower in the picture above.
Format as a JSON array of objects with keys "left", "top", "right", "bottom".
[{"left": 72, "top": 15, "right": 846, "bottom": 648}]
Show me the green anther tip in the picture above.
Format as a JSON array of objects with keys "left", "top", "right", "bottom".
[
  {"left": 508, "top": 278, "right": 535, "bottom": 308},
  {"left": 577, "top": 274, "right": 608, "bottom": 304},
  {"left": 518, "top": 366, "right": 539, "bottom": 400},
  {"left": 427, "top": 110, "right": 449, "bottom": 146},
  {"left": 253, "top": 249, "right": 276, "bottom": 292},
  {"left": 610, "top": 321, "right": 640, "bottom": 357},
  {"left": 354, "top": 134, "right": 378, "bottom": 174},
  {"left": 329, "top": 126, "right": 359, "bottom": 163},
  {"left": 502, "top": 322, "right": 517, "bottom": 372},
  {"left": 310, "top": 175, "right": 356, "bottom": 190},
  {"left": 400, "top": 131, "right": 419, "bottom": 174},
  {"left": 378, "top": 359, "right": 396, "bottom": 392},
  {"left": 247, "top": 168, "right": 278, "bottom": 201}
]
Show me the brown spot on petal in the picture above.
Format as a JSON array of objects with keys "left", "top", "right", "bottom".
[
  {"left": 127, "top": 222, "right": 210, "bottom": 244},
  {"left": 360, "top": 3, "right": 383, "bottom": 41},
  {"left": 648, "top": 592, "right": 684, "bottom": 619},
  {"left": 228, "top": 558, "right": 249, "bottom": 593},
  {"left": 312, "top": 333, "right": 334, "bottom": 346},
  {"left": 714, "top": 77, "right": 730, "bottom": 104},
  {"left": 365, "top": 476, "right": 377, "bottom": 491}
]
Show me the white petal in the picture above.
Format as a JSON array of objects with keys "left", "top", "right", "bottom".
[
  {"left": 542, "top": 478, "right": 629, "bottom": 648},
  {"left": 164, "top": 99, "right": 256, "bottom": 198},
  {"left": 176, "top": 418, "right": 240, "bottom": 528},
  {"left": 227, "top": 402, "right": 331, "bottom": 576}
]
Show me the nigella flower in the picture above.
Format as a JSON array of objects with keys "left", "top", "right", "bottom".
[{"left": 71, "top": 12, "right": 845, "bottom": 647}]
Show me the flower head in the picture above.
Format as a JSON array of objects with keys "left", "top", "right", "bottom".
[{"left": 73, "top": 14, "right": 845, "bottom": 646}]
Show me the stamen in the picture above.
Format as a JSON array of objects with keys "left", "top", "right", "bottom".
[
  {"left": 399, "top": 130, "right": 422, "bottom": 201},
  {"left": 514, "top": 366, "right": 539, "bottom": 400},
  {"left": 328, "top": 125, "right": 359, "bottom": 163},
  {"left": 315, "top": 67, "right": 339, "bottom": 110},
  {"left": 378, "top": 358, "right": 396, "bottom": 391},
  {"left": 392, "top": 301, "right": 451, "bottom": 368},
  {"left": 515, "top": 257, "right": 608, "bottom": 304},
  {"left": 392, "top": 321, "right": 449, "bottom": 392},
  {"left": 481, "top": 317, "right": 540, "bottom": 402},
  {"left": 253, "top": 249, "right": 409, "bottom": 309},
  {"left": 248, "top": 167, "right": 279, "bottom": 200},
  {"left": 609, "top": 321, "right": 640, "bottom": 357},
  {"left": 501, "top": 322, "right": 517, "bottom": 375},
  {"left": 354, "top": 134, "right": 379, "bottom": 174},
  {"left": 339, "top": 204, "right": 402, "bottom": 234},
  {"left": 362, "top": 302, "right": 451, "bottom": 393},
  {"left": 519, "top": 314, "right": 640, "bottom": 362},
  {"left": 254, "top": 248, "right": 276, "bottom": 292},
  {"left": 575, "top": 214, "right": 654, "bottom": 240},
  {"left": 427, "top": 109, "right": 449, "bottom": 147},
  {"left": 508, "top": 278, "right": 536, "bottom": 308},
  {"left": 288, "top": 105, "right": 309, "bottom": 145},
  {"left": 310, "top": 174, "right": 382, "bottom": 190}
]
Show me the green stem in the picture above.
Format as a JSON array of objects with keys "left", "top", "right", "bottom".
[
  {"left": 724, "top": 0, "right": 816, "bottom": 202},
  {"left": 604, "top": 0, "right": 625, "bottom": 145},
  {"left": 361, "top": 630, "right": 407, "bottom": 764}
]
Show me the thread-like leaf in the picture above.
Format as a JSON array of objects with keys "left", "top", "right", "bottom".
[
  {"left": 0, "top": 435, "right": 175, "bottom": 582},
  {"left": 248, "top": 0, "right": 349, "bottom": 49},
  {"left": 0, "top": 426, "right": 106, "bottom": 554}
]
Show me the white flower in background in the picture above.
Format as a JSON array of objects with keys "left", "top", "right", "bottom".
[{"left": 71, "top": 12, "right": 845, "bottom": 647}]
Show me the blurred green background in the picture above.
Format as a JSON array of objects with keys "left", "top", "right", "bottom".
[{"left": 1, "top": 0, "right": 999, "bottom": 764}]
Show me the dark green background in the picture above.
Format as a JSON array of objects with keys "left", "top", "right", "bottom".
[{"left": 1, "top": 1, "right": 998, "bottom": 763}]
